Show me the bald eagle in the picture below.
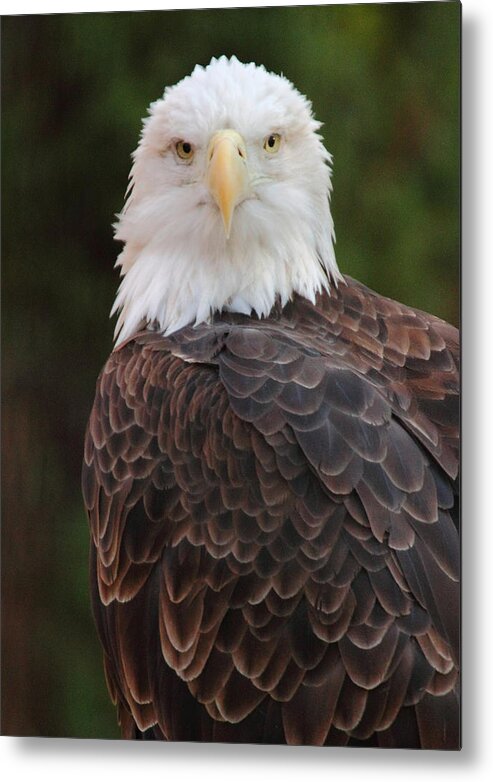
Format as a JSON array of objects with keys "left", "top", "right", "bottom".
[{"left": 82, "top": 57, "right": 459, "bottom": 749}]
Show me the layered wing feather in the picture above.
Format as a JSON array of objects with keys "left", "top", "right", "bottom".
[{"left": 82, "top": 276, "right": 459, "bottom": 747}]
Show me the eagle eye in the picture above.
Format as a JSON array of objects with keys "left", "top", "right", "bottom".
[
  {"left": 175, "top": 140, "right": 195, "bottom": 161},
  {"left": 263, "top": 133, "right": 282, "bottom": 154}
]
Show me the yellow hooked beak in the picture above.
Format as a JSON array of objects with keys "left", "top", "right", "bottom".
[{"left": 207, "top": 129, "right": 249, "bottom": 238}]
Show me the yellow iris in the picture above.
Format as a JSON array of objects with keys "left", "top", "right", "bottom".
[
  {"left": 263, "top": 133, "right": 281, "bottom": 153},
  {"left": 175, "top": 140, "right": 194, "bottom": 160}
]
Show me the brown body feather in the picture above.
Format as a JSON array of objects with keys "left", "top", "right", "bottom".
[{"left": 82, "top": 276, "right": 460, "bottom": 748}]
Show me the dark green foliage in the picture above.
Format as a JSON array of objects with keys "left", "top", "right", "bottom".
[{"left": 1, "top": 3, "right": 459, "bottom": 738}]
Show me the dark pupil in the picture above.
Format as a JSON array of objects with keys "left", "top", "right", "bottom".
[
  {"left": 182, "top": 142, "right": 191, "bottom": 154},
  {"left": 268, "top": 136, "right": 276, "bottom": 148}
]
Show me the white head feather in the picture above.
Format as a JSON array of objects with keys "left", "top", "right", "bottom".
[{"left": 112, "top": 56, "right": 341, "bottom": 344}]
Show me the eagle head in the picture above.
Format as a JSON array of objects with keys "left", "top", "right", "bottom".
[{"left": 112, "top": 56, "right": 340, "bottom": 343}]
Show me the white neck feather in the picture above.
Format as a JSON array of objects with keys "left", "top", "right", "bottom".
[{"left": 112, "top": 196, "right": 339, "bottom": 344}]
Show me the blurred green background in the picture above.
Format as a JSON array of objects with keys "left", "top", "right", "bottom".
[{"left": 1, "top": 2, "right": 459, "bottom": 739}]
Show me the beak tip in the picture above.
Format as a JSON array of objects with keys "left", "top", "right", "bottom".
[{"left": 221, "top": 211, "right": 233, "bottom": 239}]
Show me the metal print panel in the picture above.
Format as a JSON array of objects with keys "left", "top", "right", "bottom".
[{"left": 2, "top": 1, "right": 460, "bottom": 749}]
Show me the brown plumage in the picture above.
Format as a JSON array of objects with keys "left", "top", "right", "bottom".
[{"left": 82, "top": 276, "right": 460, "bottom": 748}]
